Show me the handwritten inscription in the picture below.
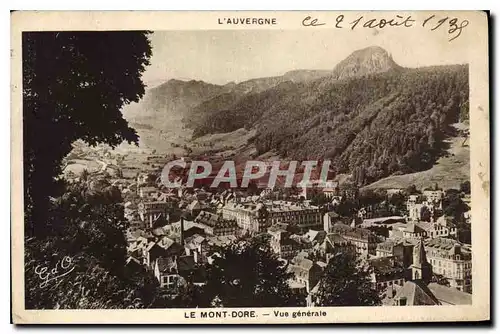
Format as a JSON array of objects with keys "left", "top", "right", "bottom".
[
  {"left": 302, "top": 14, "right": 469, "bottom": 42},
  {"left": 34, "top": 256, "right": 75, "bottom": 288}
]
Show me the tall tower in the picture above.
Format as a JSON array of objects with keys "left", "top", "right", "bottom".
[{"left": 410, "top": 238, "right": 432, "bottom": 283}]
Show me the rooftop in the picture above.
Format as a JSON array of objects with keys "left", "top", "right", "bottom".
[
  {"left": 325, "top": 233, "right": 350, "bottom": 246},
  {"left": 332, "top": 223, "right": 374, "bottom": 240},
  {"left": 392, "top": 280, "right": 440, "bottom": 306},
  {"left": 362, "top": 216, "right": 405, "bottom": 225},
  {"left": 195, "top": 210, "right": 238, "bottom": 229},
  {"left": 427, "top": 283, "right": 472, "bottom": 305},
  {"left": 404, "top": 223, "right": 426, "bottom": 234}
]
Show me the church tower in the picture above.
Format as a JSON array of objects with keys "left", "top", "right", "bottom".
[{"left": 410, "top": 238, "right": 432, "bottom": 283}]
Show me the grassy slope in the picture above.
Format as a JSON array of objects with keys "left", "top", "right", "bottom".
[{"left": 362, "top": 123, "right": 470, "bottom": 191}]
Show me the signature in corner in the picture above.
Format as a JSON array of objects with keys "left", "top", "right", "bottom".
[{"left": 34, "top": 256, "right": 76, "bottom": 289}]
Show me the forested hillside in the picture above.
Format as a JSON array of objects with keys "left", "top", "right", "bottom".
[
  {"left": 124, "top": 46, "right": 469, "bottom": 187},
  {"left": 188, "top": 65, "right": 469, "bottom": 186},
  {"left": 258, "top": 66, "right": 468, "bottom": 184}
]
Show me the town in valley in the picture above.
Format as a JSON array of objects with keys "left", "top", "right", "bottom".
[
  {"left": 22, "top": 30, "right": 476, "bottom": 311},
  {"left": 63, "top": 140, "right": 473, "bottom": 307}
]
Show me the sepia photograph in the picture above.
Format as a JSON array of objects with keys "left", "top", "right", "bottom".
[{"left": 10, "top": 11, "right": 490, "bottom": 324}]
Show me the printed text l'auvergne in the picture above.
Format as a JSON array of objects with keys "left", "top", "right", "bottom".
[{"left": 218, "top": 17, "right": 277, "bottom": 25}]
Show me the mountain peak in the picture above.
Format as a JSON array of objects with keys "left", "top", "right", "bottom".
[
  {"left": 331, "top": 46, "right": 400, "bottom": 80},
  {"left": 357, "top": 45, "right": 390, "bottom": 54}
]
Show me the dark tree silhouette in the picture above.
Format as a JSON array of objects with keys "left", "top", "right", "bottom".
[
  {"left": 203, "top": 239, "right": 303, "bottom": 307},
  {"left": 23, "top": 31, "right": 152, "bottom": 237},
  {"left": 316, "top": 252, "right": 380, "bottom": 306},
  {"left": 460, "top": 181, "right": 471, "bottom": 194},
  {"left": 24, "top": 178, "right": 160, "bottom": 309},
  {"left": 310, "top": 192, "right": 330, "bottom": 207},
  {"left": 405, "top": 184, "right": 420, "bottom": 195},
  {"left": 388, "top": 192, "right": 406, "bottom": 214},
  {"left": 420, "top": 206, "right": 432, "bottom": 222},
  {"left": 443, "top": 189, "right": 469, "bottom": 221}
]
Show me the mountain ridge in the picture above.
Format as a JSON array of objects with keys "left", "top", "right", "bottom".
[{"left": 122, "top": 46, "right": 469, "bottom": 187}]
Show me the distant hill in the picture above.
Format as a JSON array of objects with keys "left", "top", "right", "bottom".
[
  {"left": 250, "top": 64, "right": 469, "bottom": 186},
  {"left": 123, "top": 79, "right": 227, "bottom": 121},
  {"left": 185, "top": 45, "right": 405, "bottom": 137},
  {"left": 124, "top": 69, "right": 333, "bottom": 122},
  {"left": 185, "top": 68, "right": 469, "bottom": 186},
  {"left": 122, "top": 46, "right": 469, "bottom": 187}
]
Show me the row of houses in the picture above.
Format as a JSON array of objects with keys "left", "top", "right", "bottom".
[{"left": 222, "top": 200, "right": 322, "bottom": 234}]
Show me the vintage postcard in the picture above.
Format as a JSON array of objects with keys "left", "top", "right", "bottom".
[{"left": 11, "top": 11, "right": 490, "bottom": 324}]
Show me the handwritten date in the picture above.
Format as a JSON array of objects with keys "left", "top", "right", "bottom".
[
  {"left": 302, "top": 14, "right": 469, "bottom": 42},
  {"left": 422, "top": 15, "right": 469, "bottom": 42}
]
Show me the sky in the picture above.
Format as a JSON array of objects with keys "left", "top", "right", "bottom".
[{"left": 141, "top": 28, "right": 473, "bottom": 87}]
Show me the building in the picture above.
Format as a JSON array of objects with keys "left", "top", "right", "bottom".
[
  {"left": 184, "top": 234, "right": 209, "bottom": 264},
  {"left": 388, "top": 280, "right": 440, "bottom": 306},
  {"left": 433, "top": 216, "right": 458, "bottom": 238},
  {"left": 376, "top": 239, "right": 414, "bottom": 268},
  {"left": 304, "top": 229, "right": 327, "bottom": 246},
  {"left": 206, "top": 235, "right": 237, "bottom": 249},
  {"left": 417, "top": 220, "right": 457, "bottom": 239},
  {"left": 165, "top": 219, "right": 209, "bottom": 244},
  {"left": 223, "top": 200, "right": 322, "bottom": 234},
  {"left": 327, "top": 223, "right": 377, "bottom": 257},
  {"left": 426, "top": 283, "right": 472, "bottom": 305},
  {"left": 402, "top": 223, "right": 428, "bottom": 239},
  {"left": 154, "top": 255, "right": 196, "bottom": 291},
  {"left": 320, "top": 233, "right": 356, "bottom": 263},
  {"left": 424, "top": 238, "right": 472, "bottom": 293},
  {"left": 406, "top": 195, "right": 420, "bottom": 210},
  {"left": 266, "top": 201, "right": 322, "bottom": 232},
  {"left": 188, "top": 200, "right": 210, "bottom": 217},
  {"left": 222, "top": 202, "right": 270, "bottom": 234},
  {"left": 138, "top": 201, "right": 173, "bottom": 228},
  {"left": 323, "top": 211, "right": 342, "bottom": 233},
  {"left": 299, "top": 180, "right": 338, "bottom": 200},
  {"left": 287, "top": 257, "right": 323, "bottom": 293},
  {"left": 410, "top": 238, "right": 432, "bottom": 283},
  {"left": 322, "top": 186, "right": 340, "bottom": 199},
  {"left": 339, "top": 183, "right": 359, "bottom": 200},
  {"left": 407, "top": 202, "right": 436, "bottom": 222},
  {"left": 138, "top": 186, "right": 158, "bottom": 199},
  {"left": 361, "top": 216, "right": 406, "bottom": 228},
  {"left": 384, "top": 280, "right": 472, "bottom": 306},
  {"left": 144, "top": 236, "right": 184, "bottom": 269},
  {"left": 369, "top": 257, "right": 406, "bottom": 291},
  {"left": 194, "top": 211, "right": 239, "bottom": 236},
  {"left": 386, "top": 188, "right": 404, "bottom": 196},
  {"left": 268, "top": 226, "right": 298, "bottom": 259},
  {"left": 423, "top": 189, "right": 444, "bottom": 203},
  {"left": 357, "top": 207, "right": 374, "bottom": 220},
  {"left": 276, "top": 236, "right": 300, "bottom": 259}
]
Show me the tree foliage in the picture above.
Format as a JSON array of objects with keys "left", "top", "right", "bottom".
[
  {"left": 23, "top": 31, "right": 152, "bottom": 236},
  {"left": 23, "top": 31, "right": 153, "bottom": 308},
  {"left": 442, "top": 189, "right": 469, "bottom": 222},
  {"left": 315, "top": 252, "right": 381, "bottom": 306},
  {"left": 460, "top": 181, "right": 471, "bottom": 194},
  {"left": 25, "top": 180, "right": 159, "bottom": 309},
  {"left": 203, "top": 239, "right": 302, "bottom": 307},
  {"left": 420, "top": 206, "right": 432, "bottom": 222},
  {"left": 310, "top": 192, "right": 330, "bottom": 207}
]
